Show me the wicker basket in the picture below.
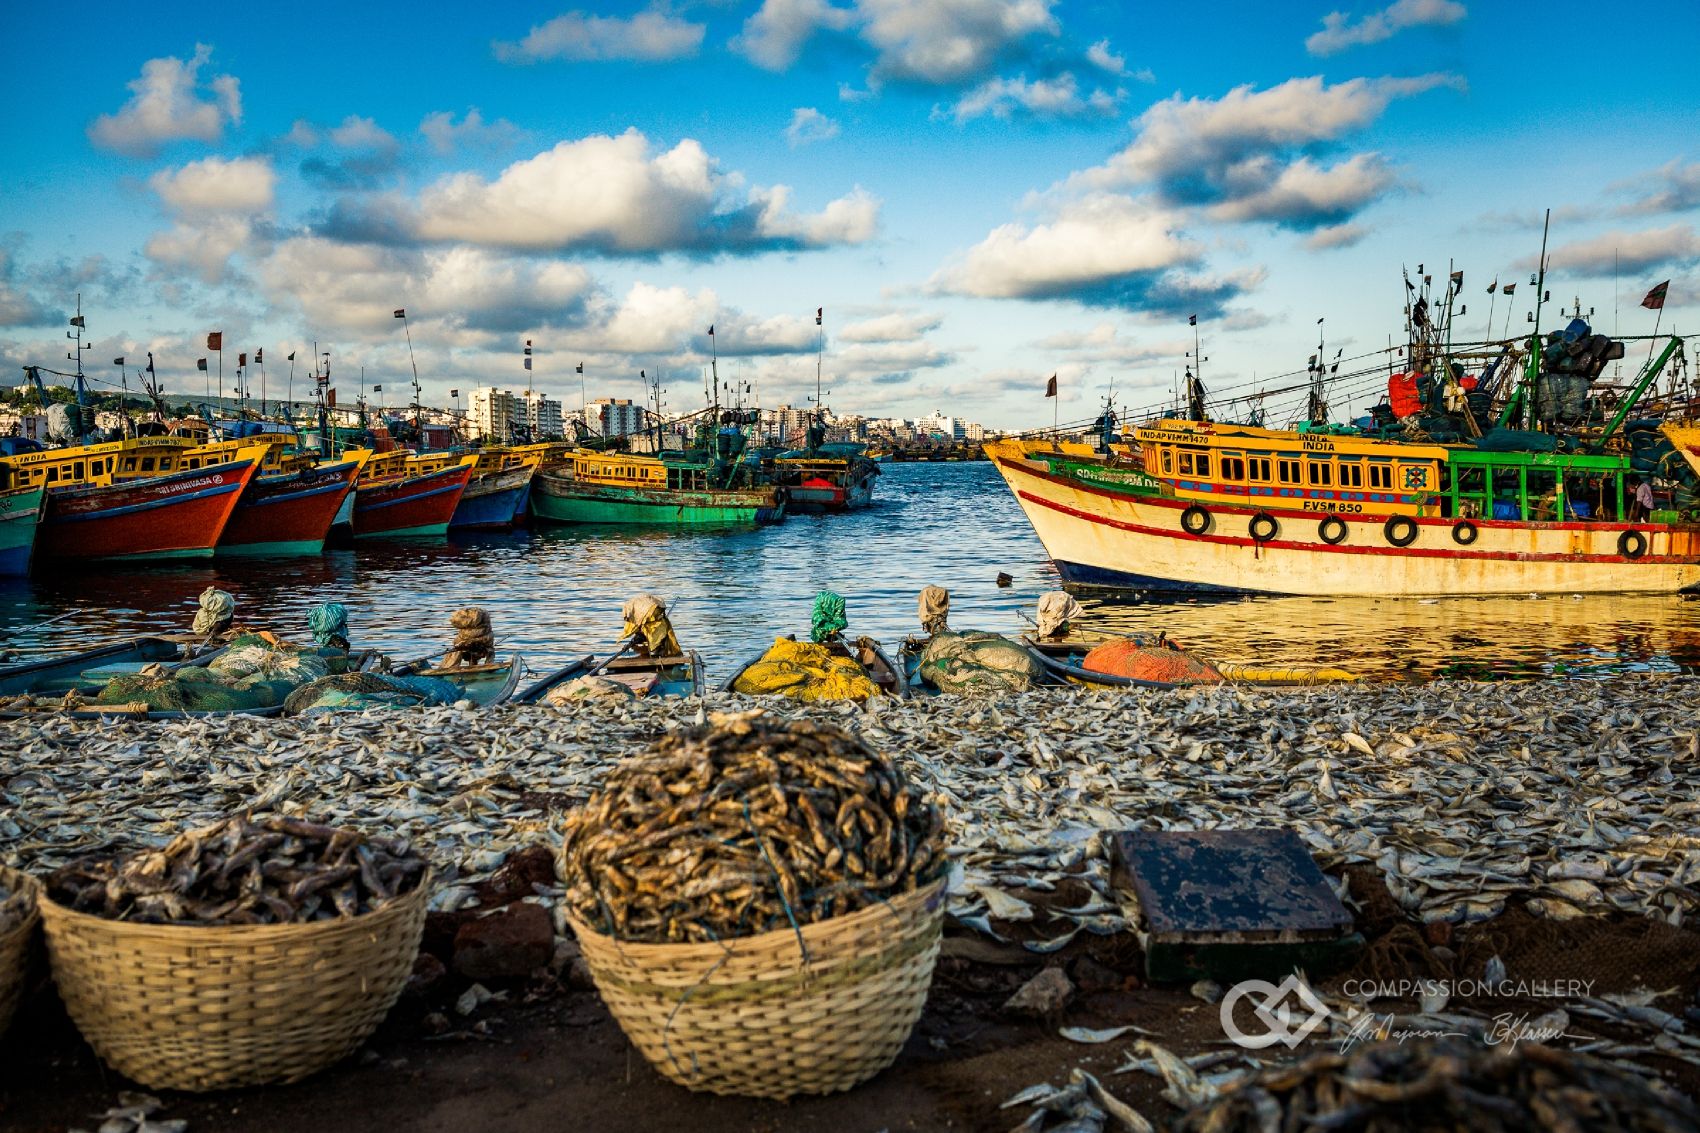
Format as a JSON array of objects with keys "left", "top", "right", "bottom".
[
  {"left": 0, "top": 865, "right": 41, "bottom": 1037},
  {"left": 569, "top": 879, "right": 946, "bottom": 1099},
  {"left": 37, "top": 874, "right": 430, "bottom": 1091}
]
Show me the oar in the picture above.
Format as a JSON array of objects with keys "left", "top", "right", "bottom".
[{"left": 592, "top": 597, "right": 684, "bottom": 676}]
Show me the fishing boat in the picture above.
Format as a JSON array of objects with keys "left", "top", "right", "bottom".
[
  {"left": 389, "top": 653, "right": 529, "bottom": 705},
  {"left": 352, "top": 451, "right": 475, "bottom": 538},
  {"left": 0, "top": 636, "right": 287, "bottom": 719},
  {"left": 721, "top": 636, "right": 907, "bottom": 699},
  {"left": 179, "top": 434, "right": 366, "bottom": 556},
  {"left": 407, "top": 449, "right": 541, "bottom": 530},
  {"left": 516, "top": 651, "right": 701, "bottom": 701},
  {"left": 769, "top": 441, "right": 879, "bottom": 512},
  {"left": 991, "top": 260, "right": 1700, "bottom": 596},
  {"left": 0, "top": 484, "right": 45, "bottom": 576},
  {"left": 531, "top": 449, "right": 785, "bottom": 525}
]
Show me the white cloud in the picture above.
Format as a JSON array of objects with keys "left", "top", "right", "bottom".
[
  {"left": 149, "top": 156, "right": 276, "bottom": 215},
  {"left": 1615, "top": 160, "right": 1700, "bottom": 217},
  {"left": 1542, "top": 224, "right": 1700, "bottom": 276},
  {"left": 838, "top": 309, "right": 942, "bottom": 342},
  {"left": 735, "top": 0, "right": 1058, "bottom": 87},
  {"left": 734, "top": 0, "right": 856, "bottom": 71},
  {"left": 930, "top": 194, "right": 1198, "bottom": 300},
  {"left": 496, "top": 9, "right": 705, "bottom": 63},
  {"left": 0, "top": 244, "right": 53, "bottom": 328},
  {"left": 785, "top": 107, "right": 841, "bottom": 147},
  {"left": 1205, "top": 153, "right": 1396, "bottom": 227},
  {"left": 328, "top": 116, "right": 398, "bottom": 153},
  {"left": 87, "top": 44, "right": 241, "bottom": 156},
  {"left": 387, "top": 129, "right": 878, "bottom": 254},
  {"left": 1084, "top": 38, "right": 1148, "bottom": 80},
  {"left": 420, "top": 109, "right": 521, "bottom": 155},
  {"left": 1307, "top": 0, "right": 1467, "bottom": 56},
  {"left": 144, "top": 216, "right": 258, "bottom": 284},
  {"left": 1303, "top": 222, "right": 1369, "bottom": 250},
  {"left": 946, "top": 72, "right": 1118, "bottom": 122}
]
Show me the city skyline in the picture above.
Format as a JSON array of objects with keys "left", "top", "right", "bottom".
[{"left": 2, "top": 1, "right": 1696, "bottom": 432}]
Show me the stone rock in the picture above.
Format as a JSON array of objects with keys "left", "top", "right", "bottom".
[
  {"left": 452, "top": 902, "right": 554, "bottom": 982},
  {"left": 549, "top": 937, "right": 581, "bottom": 976},
  {"left": 1002, "top": 966, "right": 1075, "bottom": 1018},
  {"left": 479, "top": 844, "right": 559, "bottom": 905},
  {"left": 406, "top": 951, "right": 447, "bottom": 997},
  {"left": 566, "top": 955, "right": 597, "bottom": 991}
]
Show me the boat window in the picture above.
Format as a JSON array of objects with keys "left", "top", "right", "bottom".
[
  {"left": 122, "top": 458, "right": 137, "bottom": 471},
  {"left": 45, "top": 467, "right": 58, "bottom": 483},
  {"left": 1526, "top": 469, "right": 1560, "bottom": 521},
  {"left": 1161, "top": 448, "right": 1174, "bottom": 474},
  {"left": 1338, "top": 462, "right": 1363, "bottom": 488},
  {"left": 1277, "top": 458, "right": 1301, "bottom": 484},
  {"left": 141, "top": 458, "right": 155, "bottom": 472},
  {"left": 1368, "top": 462, "right": 1393, "bottom": 490},
  {"left": 73, "top": 461, "right": 85, "bottom": 480},
  {"left": 1221, "top": 456, "right": 1246, "bottom": 482},
  {"left": 1307, "top": 460, "right": 1333, "bottom": 487},
  {"left": 1247, "top": 456, "right": 1272, "bottom": 483}
]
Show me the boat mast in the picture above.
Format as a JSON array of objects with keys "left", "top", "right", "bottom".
[{"left": 1497, "top": 209, "right": 1552, "bottom": 431}]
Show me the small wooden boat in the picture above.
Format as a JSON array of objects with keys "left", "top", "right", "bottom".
[
  {"left": 720, "top": 636, "right": 907, "bottom": 700},
  {"left": 516, "top": 650, "right": 701, "bottom": 702},
  {"left": 0, "top": 636, "right": 290, "bottom": 719},
  {"left": 217, "top": 458, "right": 363, "bottom": 556},
  {"left": 1019, "top": 635, "right": 1194, "bottom": 690},
  {"left": 353, "top": 454, "right": 475, "bottom": 539},
  {"left": 389, "top": 653, "right": 529, "bottom": 706},
  {"left": 36, "top": 457, "right": 260, "bottom": 564}
]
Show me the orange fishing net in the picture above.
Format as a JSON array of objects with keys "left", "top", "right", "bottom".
[{"left": 1080, "top": 639, "right": 1223, "bottom": 685}]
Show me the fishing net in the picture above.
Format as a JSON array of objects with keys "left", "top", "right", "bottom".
[
  {"left": 308, "top": 602, "right": 349, "bottom": 650},
  {"left": 191, "top": 587, "right": 235, "bottom": 637},
  {"left": 1174, "top": 1037, "right": 1700, "bottom": 1132},
  {"left": 917, "top": 631, "right": 1042, "bottom": 693},
  {"left": 205, "top": 638, "right": 336, "bottom": 684},
  {"left": 620, "top": 594, "right": 680, "bottom": 658},
  {"left": 810, "top": 591, "right": 848, "bottom": 643},
  {"left": 733, "top": 637, "right": 880, "bottom": 703},
  {"left": 94, "top": 672, "right": 273, "bottom": 712},
  {"left": 918, "top": 585, "right": 950, "bottom": 635},
  {"left": 1035, "top": 591, "right": 1084, "bottom": 638},
  {"left": 544, "top": 675, "right": 636, "bottom": 705},
  {"left": 281, "top": 672, "right": 463, "bottom": 714},
  {"left": 1080, "top": 639, "right": 1224, "bottom": 685}
]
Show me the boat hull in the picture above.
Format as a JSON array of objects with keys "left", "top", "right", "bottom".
[
  {"left": 353, "top": 464, "right": 473, "bottom": 538},
  {"left": 450, "top": 466, "right": 536, "bottom": 530},
  {"left": 532, "top": 474, "right": 785, "bottom": 525},
  {"left": 0, "top": 485, "right": 45, "bottom": 576},
  {"left": 991, "top": 448, "right": 1700, "bottom": 596},
  {"left": 217, "top": 460, "right": 360, "bottom": 556},
  {"left": 38, "top": 460, "right": 256, "bottom": 564},
  {"left": 784, "top": 466, "right": 878, "bottom": 513}
]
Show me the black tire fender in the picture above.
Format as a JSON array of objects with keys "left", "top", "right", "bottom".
[
  {"left": 1318, "top": 515, "right": 1348, "bottom": 545},
  {"left": 1619, "top": 529, "right": 1648, "bottom": 559},
  {"left": 1451, "top": 519, "right": 1479, "bottom": 546},
  {"left": 1384, "top": 515, "right": 1419, "bottom": 547},
  {"left": 1248, "top": 512, "right": 1278, "bottom": 543},
  {"left": 1180, "top": 504, "right": 1211, "bottom": 536}
]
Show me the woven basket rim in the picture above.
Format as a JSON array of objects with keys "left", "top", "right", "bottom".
[
  {"left": 0, "top": 864, "right": 41, "bottom": 949},
  {"left": 566, "top": 876, "right": 946, "bottom": 959},
  {"left": 36, "top": 867, "right": 432, "bottom": 942}
]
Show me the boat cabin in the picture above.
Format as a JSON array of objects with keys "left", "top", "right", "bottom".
[
  {"left": 1445, "top": 450, "right": 1633, "bottom": 522},
  {"left": 564, "top": 451, "right": 667, "bottom": 487},
  {"left": 0, "top": 437, "right": 202, "bottom": 490}
]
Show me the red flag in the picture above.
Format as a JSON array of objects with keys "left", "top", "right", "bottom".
[
  {"left": 1502, "top": 283, "right": 1515, "bottom": 296},
  {"left": 1642, "top": 280, "right": 1670, "bottom": 310},
  {"left": 238, "top": 352, "right": 247, "bottom": 367},
  {"left": 327, "top": 388, "right": 337, "bottom": 408},
  {"left": 1045, "top": 374, "right": 1058, "bottom": 397},
  {"left": 206, "top": 332, "right": 223, "bottom": 351}
]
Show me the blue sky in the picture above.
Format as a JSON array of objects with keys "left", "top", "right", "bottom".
[{"left": 2, "top": 0, "right": 1697, "bottom": 430}]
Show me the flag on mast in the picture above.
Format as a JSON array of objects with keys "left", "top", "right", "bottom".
[
  {"left": 1045, "top": 373, "right": 1058, "bottom": 398},
  {"left": 575, "top": 362, "right": 583, "bottom": 374},
  {"left": 69, "top": 315, "right": 85, "bottom": 328},
  {"left": 707, "top": 325, "right": 714, "bottom": 336},
  {"left": 394, "top": 309, "right": 406, "bottom": 318},
  {"left": 197, "top": 358, "right": 208, "bottom": 371},
  {"left": 1642, "top": 280, "right": 1670, "bottom": 310},
  {"left": 254, "top": 348, "right": 263, "bottom": 364},
  {"left": 287, "top": 352, "right": 296, "bottom": 361},
  {"left": 1487, "top": 280, "right": 1498, "bottom": 294},
  {"left": 113, "top": 356, "right": 125, "bottom": 366},
  {"left": 238, "top": 352, "right": 247, "bottom": 367},
  {"left": 1188, "top": 314, "right": 1197, "bottom": 326},
  {"left": 816, "top": 307, "right": 822, "bottom": 325},
  {"left": 206, "top": 332, "right": 222, "bottom": 350},
  {"left": 1502, "top": 283, "right": 1516, "bottom": 296}
]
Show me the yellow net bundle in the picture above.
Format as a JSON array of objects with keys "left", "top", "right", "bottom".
[{"left": 732, "top": 637, "right": 880, "bottom": 703}]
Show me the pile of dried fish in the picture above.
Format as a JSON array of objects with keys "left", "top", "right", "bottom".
[
  {"left": 46, "top": 815, "right": 427, "bottom": 925},
  {"left": 0, "top": 875, "right": 32, "bottom": 935},
  {"left": 559, "top": 710, "right": 947, "bottom": 943},
  {"left": 1173, "top": 1037, "right": 1700, "bottom": 1132}
]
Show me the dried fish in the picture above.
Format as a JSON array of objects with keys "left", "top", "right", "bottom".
[
  {"left": 45, "top": 814, "right": 427, "bottom": 925},
  {"left": 558, "top": 710, "right": 947, "bottom": 943}
]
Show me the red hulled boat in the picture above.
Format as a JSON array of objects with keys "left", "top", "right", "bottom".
[
  {"left": 352, "top": 460, "right": 473, "bottom": 538},
  {"left": 217, "top": 458, "right": 363, "bottom": 556},
  {"left": 38, "top": 457, "right": 259, "bottom": 563}
]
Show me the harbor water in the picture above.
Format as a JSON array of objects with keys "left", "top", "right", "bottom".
[{"left": 2, "top": 461, "right": 1699, "bottom": 683}]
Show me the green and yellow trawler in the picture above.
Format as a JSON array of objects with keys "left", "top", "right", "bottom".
[
  {"left": 992, "top": 246, "right": 1700, "bottom": 596},
  {"left": 531, "top": 448, "right": 786, "bottom": 526}
]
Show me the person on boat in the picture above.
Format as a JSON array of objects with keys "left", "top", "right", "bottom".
[
  {"left": 620, "top": 594, "right": 680, "bottom": 659},
  {"left": 811, "top": 590, "right": 849, "bottom": 643},
  {"left": 308, "top": 602, "right": 350, "bottom": 652},
  {"left": 442, "top": 607, "right": 494, "bottom": 668},
  {"left": 191, "top": 587, "right": 237, "bottom": 640},
  {"left": 1035, "top": 591, "right": 1085, "bottom": 641},
  {"left": 1633, "top": 478, "right": 1656, "bottom": 521},
  {"left": 918, "top": 585, "right": 950, "bottom": 636}
]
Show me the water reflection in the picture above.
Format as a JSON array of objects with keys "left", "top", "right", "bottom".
[{"left": 3, "top": 462, "right": 1697, "bottom": 684}]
